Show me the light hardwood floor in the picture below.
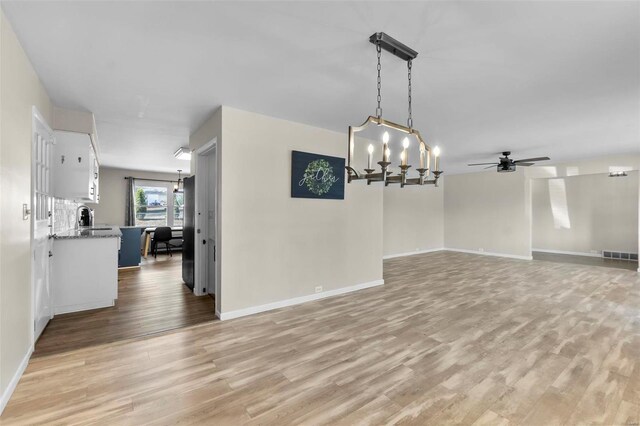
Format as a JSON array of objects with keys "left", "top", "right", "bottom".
[
  {"left": 34, "top": 253, "right": 216, "bottom": 357},
  {"left": 3, "top": 251, "right": 639, "bottom": 425}
]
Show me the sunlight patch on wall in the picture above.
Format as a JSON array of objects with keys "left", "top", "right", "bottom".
[
  {"left": 566, "top": 166, "right": 580, "bottom": 176},
  {"left": 548, "top": 178, "right": 571, "bottom": 229}
]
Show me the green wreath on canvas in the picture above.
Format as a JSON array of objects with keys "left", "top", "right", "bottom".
[{"left": 301, "top": 159, "right": 337, "bottom": 196}]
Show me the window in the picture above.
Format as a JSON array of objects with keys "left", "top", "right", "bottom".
[{"left": 134, "top": 180, "right": 183, "bottom": 227}]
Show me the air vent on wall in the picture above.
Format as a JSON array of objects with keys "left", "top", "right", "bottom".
[{"left": 602, "top": 251, "right": 638, "bottom": 261}]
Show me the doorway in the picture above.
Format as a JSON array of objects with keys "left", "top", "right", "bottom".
[
  {"left": 531, "top": 172, "right": 639, "bottom": 270},
  {"left": 34, "top": 168, "right": 217, "bottom": 357},
  {"left": 193, "top": 138, "right": 220, "bottom": 316}
]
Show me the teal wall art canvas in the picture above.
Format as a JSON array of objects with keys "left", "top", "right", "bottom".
[{"left": 291, "top": 150, "right": 345, "bottom": 200}]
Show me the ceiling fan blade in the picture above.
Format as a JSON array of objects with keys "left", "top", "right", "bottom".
[
  {"left": 484, "top": 165, "right": 496, "bottom": 169},
  {"left": 468, "top": 162, "right": 499, "bottom": 166},
  {"left": 516, "top": 162, "right": 534, "bottom": 166},
  {"left": 514, "top": 157, "right": 550, "bottom": 163}
]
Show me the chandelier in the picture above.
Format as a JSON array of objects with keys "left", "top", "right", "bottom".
[{"left": 346, "top": 32, "right": 443, "bottom": 188}]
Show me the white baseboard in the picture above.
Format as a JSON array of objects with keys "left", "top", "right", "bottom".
[
  {"left": 383, "top": 248, "right": 444, "bottom": 260},
  {"left": 54, "top": 299, "right": 115, "bottom": 315},
  {"left": 532, "top": 248, "right": 601, "bottom": 258},
  {"left": 219, "top": 279, "right": 384, "bottom": 321},
  {"left": 444, "top": 247, "right": 533, "bottom": 261},
  {"left": 215, "top": 309, "right": 222, "bottom": 320},
  {"left": 0, "top": 344, "right": 33, "bottom": 415}
]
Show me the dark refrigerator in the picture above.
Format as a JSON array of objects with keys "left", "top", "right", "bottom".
[{"left": 182, "top": 175, "right": 195, "bottom": 290}]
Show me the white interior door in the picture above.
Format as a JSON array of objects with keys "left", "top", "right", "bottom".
[{"left": 32, "top": 107, "right": 54, "bottom": 341}]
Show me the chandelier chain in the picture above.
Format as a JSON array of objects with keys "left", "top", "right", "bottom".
[
  {"left": 407, "top": 59, "right": 413, "bottom": 129},
  {"left": 376, "top": 42, "right": 382, "bottom": 119}
]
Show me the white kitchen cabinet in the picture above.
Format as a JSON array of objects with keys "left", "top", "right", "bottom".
[
  {"left": 51, "top": 235, "right": 119, "bottom": 314},
  {"left": 53, "top": 130, "right": 100, "bottom": 203}
]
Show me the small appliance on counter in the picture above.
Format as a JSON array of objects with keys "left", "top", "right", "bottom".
[{"left": 77, "top": 205, "right": 94, "bottom": 228}]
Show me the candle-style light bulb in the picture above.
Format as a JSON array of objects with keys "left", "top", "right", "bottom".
[
  {"left": 419, "top": 145, "right": 426, "bottom": 169},
  {"left": 401, "top": 137, "right": 409, "bottom": 166},
  {"left": 382, "top": 131, "right": 390, "bottom": 162},
  {"left": 385, "top": 148, "right": 391, "bottom": 160},
  {"left": 367, "top": 144, "right": 374, "bottom": 169},
  {"left": 434, "top": 146, "right": 441, "bottom": 171}
]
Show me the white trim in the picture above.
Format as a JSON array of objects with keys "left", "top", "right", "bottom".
[
  {"left": 215, "top": 309, "right": 222, "bottom": 319},
  {"left": 219, "top": 279, "right": 384, "bottom": 321},
  {"left": 0, "top": 344, "right": 33, "bottom": 415},
  {"left": 193, "top": 137, "right": 217, "bottom": 298},
  {"left": 54, "top": 299, "right": 114, "bottom": 315},
  {"left": 444, "top": 248, "right": 533, "bottom": 261},
  {"left": 383, "top": 248, "right": 444, "bottom": 260},
  {"left": 532, "top": 248, "right": 601, "bottom": 258}
]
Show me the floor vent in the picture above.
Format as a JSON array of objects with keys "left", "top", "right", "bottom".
[{"left": 602, "top": 251, "right": 638, "bottom": 261}]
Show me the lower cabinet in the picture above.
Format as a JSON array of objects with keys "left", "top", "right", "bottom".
[
  {"left": 118, "top": 227, "right": 144, "bottom": 268},
  {"left": 52, "top": 237, "right": 119, "bottom": 314}
]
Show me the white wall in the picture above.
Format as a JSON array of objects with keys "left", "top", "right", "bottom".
[
  {"left": 526, "top": 154, "right": 640, "bottom": 179},
  {"left": 0, "top": 9, "right": 52, "bottom": 411},
  {"left": 191, "top": 107, "right": 383, "bottom": 316},
  {"left": 89, "top": 167, "right": 180, "bottom": 226},
  {"left": 532, "top": 171, "right": 639, "bottom": 255},
  {"left": 383, "top": 182, "right": 444, "bottom": 258},
  {"left": 190, "top": 107, "right": 222, "bottom": 311},
  {"left": 444, "top": 170, "right": 532, "bottom": 259}
]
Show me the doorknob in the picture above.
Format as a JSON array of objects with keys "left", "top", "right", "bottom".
[
  {"left": 48, "top": 251, "right": 53, "bottom": 258},
  {"left": 202, "top": 240, "right": 207, "bottom": 245}
]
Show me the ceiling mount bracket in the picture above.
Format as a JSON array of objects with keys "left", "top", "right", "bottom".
[{"left": 369, "top": 32, "right": 418, "bottom": 62}]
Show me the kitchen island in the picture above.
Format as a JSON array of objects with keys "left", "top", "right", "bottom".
[{"left": 52, "top": 226, "right": 122, "bottom": 314}]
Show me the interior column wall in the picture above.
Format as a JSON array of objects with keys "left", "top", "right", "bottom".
[{"left": 215, "top": 106, "right": 383, "bottom": 315}]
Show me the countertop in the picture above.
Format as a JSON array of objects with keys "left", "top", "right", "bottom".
[{"left": 54, "top": 225, "right": 123, "bottom": 240}]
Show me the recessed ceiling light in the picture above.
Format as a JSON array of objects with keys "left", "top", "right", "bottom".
[{"left": 174, "top": 147, "right": 191, "bottom": 160}]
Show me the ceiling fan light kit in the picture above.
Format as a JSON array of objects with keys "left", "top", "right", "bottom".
[
  {"left": 609, "top": 171, "right": 628, "bottom": 177},
  {"left": 346, "top": 32, "right": 443, "bottom": 188},
  {"left": 468, "top": 151, "right": 550, "bottom": 173}
]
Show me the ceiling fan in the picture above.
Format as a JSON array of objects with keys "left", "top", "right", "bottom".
[{"left": 468, "top": 151, "right": 550, "bottom": 173}]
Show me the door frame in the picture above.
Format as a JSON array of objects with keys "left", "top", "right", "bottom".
[
  {"left": 30, "top": 106, "right": 55, "bottom": 345},
  {"left": 192, "top": 138, "right": 221, "bottom": 316}
]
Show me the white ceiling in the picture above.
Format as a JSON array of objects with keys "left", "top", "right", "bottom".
[{"left": 3, "top": 1, "right": 639, "bottom": 174}]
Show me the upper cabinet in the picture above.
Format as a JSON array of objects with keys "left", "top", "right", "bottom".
[
  {"left": 53, "top": 131, "right": 99, "bottom": 203},
  {"left": 52, "top": 107, "right": 100, "bottom": 203}
]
